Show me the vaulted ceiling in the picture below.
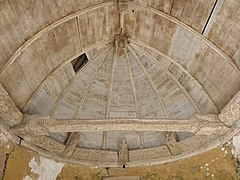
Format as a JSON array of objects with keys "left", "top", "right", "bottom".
[{"left": 0, "top": 0, "right": 239, "bottom": 167}]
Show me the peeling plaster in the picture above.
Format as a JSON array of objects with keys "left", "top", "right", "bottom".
[
  {"left": 231, "top": 120, "right": 240, "bottom": 160},
  {"left": 23, "top": 175, "right": 32, "bottom": 180},
  {"left": 232, "top": 134, "right": 240, "bottom": 159},
  {"left": 24, "top": 157, "right": 64, "bottom": 180}
]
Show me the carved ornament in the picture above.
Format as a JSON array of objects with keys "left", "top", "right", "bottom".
[
  {"left": 218, "top": 91, "right": 240, "bottom": 126},
  {"left": 114, "top": 34, "right": 128, "bottom": 57},
  {"left": 118, "top": 139, "right": 129, "bottom": 164},
  {"left": 0, "top": 84, "right": 23, "bottom": 126},
  {"left": 12, "top": 114, "right": 51, "bottom": 136},
  {"left": 62, "top": 132, "right": 80, "bottom": 158}
]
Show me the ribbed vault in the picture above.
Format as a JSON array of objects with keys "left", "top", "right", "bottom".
[{"left": 0, "top": 0, "right": 239, "bottom": 167}]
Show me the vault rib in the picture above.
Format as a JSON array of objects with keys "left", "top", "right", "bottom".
[
  {"left": 129, "top": 40, "right": 219, "bottom": 113},
  {"left": 101, "top": 131, "right": 107, "bottom": 150},
  {"left": 75, "top": 50, "right": 112, "bottom": 119},
  {"left": 0, "top": 1, "right": 115, "bottom": 76},
  {"left": 139, "top": 132, "right": 144, "bottom": 149},
  {"left": 49, "top": 45, "right": 113, "bottom": 117},
  {"left": 101, "top": 49, "right": 116, "bottom": 150},
  {"left": 128, "top": 46, "right": 169, "bottom": 118},
  {"left": 2, "top": 0, "right": 237, "bottom": 86},
  {"left": 106, "top": 53, "right": 117, "bottom": 118},
  {"left": 126, "top": 48, "right": 144, "bottom": 148},
  {"left": 129, "top": 43, "right": 204, "bottom": 115},
  {"left": 23, "top": 42, "right": 113, "bottom": 112},
  {"left": 125, "top": 50, "right": 140, "bottom": 118},
  {"left": 75, "top": 16, "right": 82, "bottom": 51},
  {"left": 130, "top": 3, "right": 239, "bottom": 71},
  {"left": 67, "top": 49, "right": 112, "bottom": 153}
]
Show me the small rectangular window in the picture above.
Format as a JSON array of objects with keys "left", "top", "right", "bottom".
[{"left": 71, "top": 53, "right": 88, "bottom": 73}]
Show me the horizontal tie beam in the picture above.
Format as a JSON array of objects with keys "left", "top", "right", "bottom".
[{"left": 12, "top": 114, "right": 229, "bottom": 136}]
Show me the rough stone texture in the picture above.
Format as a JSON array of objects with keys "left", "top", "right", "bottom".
[
  {"left": 0, "top": 84, "right": 23, "bottom": 126},
  {"left": 0, "top": 0, "right": 239, "bottom": 172},
  {"left": 219, "top": 91, "right": 240, "bottom": 126}
]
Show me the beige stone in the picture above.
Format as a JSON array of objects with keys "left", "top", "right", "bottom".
[{"left": 0, "top": 0, "right": 239, "bottom": 169}]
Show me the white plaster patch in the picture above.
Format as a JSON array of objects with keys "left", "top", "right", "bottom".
[
  {"left": 232, "top": 134, "right": 240, "bottom": 158},
  {"left": 25, "top": 157, "right": 64, "bottom": 180},
  {"left": 23, "top": 175, "right": 32, "bottom": 180}
]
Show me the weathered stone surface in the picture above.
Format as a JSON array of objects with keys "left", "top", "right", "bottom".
[
  {"left": 72, "top": 148, "right": 118, "bottom": 163},
  {"left": 204, "top": 0, "right": 240, "bottom": 69},
  {"left": 166, "top": 132, "right": 182, "bottom": 156},
  {"left": 118, "top": 139, "right": 129, "bottom": 164},
  {"left": 62, "top": 132, "right": 80, "bottom": 158},
  {"left": 0, "top": 0, "right": 239, "bottom": 168},
  {"left": 0, "top": 84, "right": 22, "bottom": 126},
  {"left": 12, "top": 115, "right": 228, "bottom": 136},
  {"left": 114, "top": 34, "right": 128, "bottom": 57},
  {"left": 129, "top": 145, "right": 171, "bottom": 162},
  {"left": 219, "top": 91, "right": 240, "bottom": 126},
  {"left": 24, "top": 135, "right": 65, "bottom": 155}
]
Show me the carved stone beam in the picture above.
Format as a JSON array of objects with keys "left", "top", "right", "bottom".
[
  {"left": 23, "top": 135, "right": 65, "bottom": 155},
  {"left": 118, "top": 139, "right": 129, "bottom": 165},
  {"left": 62, "top": 132, "right": 80, "bottom": 158},
  {"left": 218, "top": 91, "right": 240, "bottom": 127},
  {"left": 165, "top": 132, "right": 182, "bottom": 156},
  {"left": 12, "top": 114, "right": 52, "bottom": 136},
  {"left": 0, "top": 84, "right": 23, "bottom": 126},
  {"left": 194, "top": 114, "right": 230, "bottom": 136},
  {"left": 12, "top": 115, "right": 230, "bottom": 136}
]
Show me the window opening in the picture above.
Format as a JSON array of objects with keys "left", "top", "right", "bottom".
[{"left": 71, "top": 53, "right": 88, "bottom": 73}]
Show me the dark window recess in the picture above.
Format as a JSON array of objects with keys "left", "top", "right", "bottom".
[{"left": 71, "top": 53, "right": 88, "bottom": 73}]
